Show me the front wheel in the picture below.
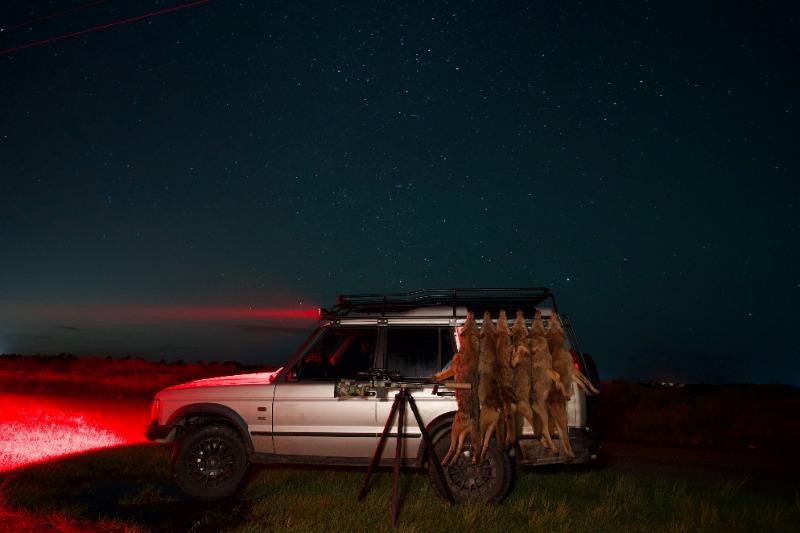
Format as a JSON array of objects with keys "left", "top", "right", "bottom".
[
  {"left": 172, "top": 424, "right": 250, "bottom": 500},
  {"left": 427, "top": 426, "right": 514, "bottom": 504}
]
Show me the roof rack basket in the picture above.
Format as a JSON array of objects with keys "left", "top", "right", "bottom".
[{"left": 326, "top": 287, "right": 557, "bottom": 318}]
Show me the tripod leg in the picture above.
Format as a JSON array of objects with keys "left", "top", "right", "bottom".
[
  {"left": 390, "top": 391, "right": 406, "bottom": 527},
  {"left": 358, "top": 394, "right": 399, "bottom": 501},
  {"left": 407, "top": 394, "right": 456, "bottom": 504}
]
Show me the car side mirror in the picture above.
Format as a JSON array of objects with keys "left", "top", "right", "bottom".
[{"left": 288, "top": 366, "right": 299, "bottom": 381}]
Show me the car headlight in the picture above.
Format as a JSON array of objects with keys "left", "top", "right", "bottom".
[{"left": 150, "top": 398, "right": 160, "bottom": 423}]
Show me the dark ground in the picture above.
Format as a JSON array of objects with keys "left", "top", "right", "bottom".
[{"left": 599, "top": 441, "right": 800, "bottom": 501}]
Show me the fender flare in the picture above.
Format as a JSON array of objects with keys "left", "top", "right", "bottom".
[
  {"left": 414, "top": 411, "right": 456, "bottom": 468},
  {"left": 167, "top": 403, "right": 254, "bottom": 453}
]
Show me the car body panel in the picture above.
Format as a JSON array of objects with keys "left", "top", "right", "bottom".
[
  {"left": 155, "top": 374, "right": 277, "bottom": 452},
  {"left": 272, "top": 382, "right": 377, "bottom": 457}
]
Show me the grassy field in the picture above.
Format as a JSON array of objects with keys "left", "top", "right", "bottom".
[{"left": 1, "top": 444, "right": 798, "bottom": 532}]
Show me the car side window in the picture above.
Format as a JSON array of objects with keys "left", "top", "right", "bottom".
[
  {"left": 386, "top": 328, "right": 447, "bottom": 379},
  {"left": 297, "top": 328, "right": 377, "bottom": 381},
  {"left": 436, "top": 328, "right": 457, "bottom": 373},
  {"left": 441, "top": 327, "right": 455, "bottom": 362}
]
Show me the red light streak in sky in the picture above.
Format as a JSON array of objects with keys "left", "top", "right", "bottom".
[
  {"left": 2, "top": 300, "right": 320, "bottom": 324},
  {"left": 123, "top": 306, "right": 319, "bottom": 320},
  {"left": 0, "top": 0, "right": 212, "bottom": 56},
  {"left": 3, "top": 0, "right": 108, "bottom": 32}
]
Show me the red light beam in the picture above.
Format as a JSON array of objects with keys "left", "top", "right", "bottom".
[
  {"left": 0, "top": 0, "right": 212, "bottom": 56},
  {"left": 127, "top": 306, "right": 320, "bottom": 321},
  {"left": 2, "top": 0, "right": 108, "bottom": 32},
  {"left": 1, "top": 298, "right": 321, "bottom": 324}
]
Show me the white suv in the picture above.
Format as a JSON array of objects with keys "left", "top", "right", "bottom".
[{"left": 145, "top": 288, "right": 600, "bottom": 501}]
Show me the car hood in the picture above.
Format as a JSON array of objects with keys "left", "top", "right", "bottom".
[{"left": 163, "top": 368, "right": 282, "bottom": 391}]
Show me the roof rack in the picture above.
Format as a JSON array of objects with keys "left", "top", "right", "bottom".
[{"left": 324, "top": 287, "right": 556, "bottom": 318}]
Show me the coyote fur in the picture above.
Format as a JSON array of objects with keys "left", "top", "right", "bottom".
[
  {"left": 477, "top": 311, "right": 502, "bottom": 463},
  {"left": 546, "top": 312, "right": 577, "bottom": 457},
  {"left": 546, "top": 313, "right": 599, "bottom": 395},
  {"left": 434, "top": 311, "right": 481, "bottom": 465},
  {"left": 572, "top": 364, "right": 600, "bottom": 395},
  {"left": 509, "top": 310, "right": 535, "bottom": 447},
  {"left": 496, "top": 310, "right": 517, "bottom": 448},
  {"left": 529, "top": 309, "right": 563, "bottom": 453}
]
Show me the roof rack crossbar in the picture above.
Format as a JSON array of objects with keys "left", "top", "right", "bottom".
[{"left": 327, "top": 287, "right": 556, "bottom": 318}]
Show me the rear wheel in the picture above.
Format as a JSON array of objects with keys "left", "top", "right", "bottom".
[
  {"left": 427, "top": 426, "right": 513, "bottom": 504},
  {"left": 172, "top": 424, "right": 250, "bottom": 500}
]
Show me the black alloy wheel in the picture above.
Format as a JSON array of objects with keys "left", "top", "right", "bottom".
[
  {"left": 173, "top": 424, "right": 249, "bottom": 500},
  {"left": 428, "top": 427, "right": 514, "bottom": 504}
]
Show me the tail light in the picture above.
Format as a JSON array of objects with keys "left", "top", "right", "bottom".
[{"left": 569, "top": 349, "right": 581, "bottom": 371}]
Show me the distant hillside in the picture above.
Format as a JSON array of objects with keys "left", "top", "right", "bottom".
[{"left": 598, "top": 380, "right": 800, "bottom": 451}]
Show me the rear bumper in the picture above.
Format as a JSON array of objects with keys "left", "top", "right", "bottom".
[
  {"left": 145, "top": 421, "right": 172, "bottom": 442},
  {"left": 571, "top": 426, "right": 601, "bottom": 457},
  {"left": 517, "top": 427, "right": 601, "bottom": 465}
]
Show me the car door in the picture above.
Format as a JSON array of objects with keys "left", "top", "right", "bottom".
[
  {"left": 375, "top": 326, "right": 455, "bottom": 460},
  {"left": 272, "top": 326, "right": 379, "bottom": 458}
]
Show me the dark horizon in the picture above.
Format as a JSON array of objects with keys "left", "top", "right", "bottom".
[{"left": 1, "top": 2, "right": 797, "bottom": 385}]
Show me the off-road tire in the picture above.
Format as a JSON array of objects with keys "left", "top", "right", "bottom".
[
  {"left": 427, "top": 426, "right": 514, "bottom": 504},
  {"left": 172, "top": 424, "right": 250, "bottom": 500}
]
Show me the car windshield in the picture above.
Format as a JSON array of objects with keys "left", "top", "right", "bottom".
[{"left": 297, "top": 327, "right": 377, "bottom": 380}]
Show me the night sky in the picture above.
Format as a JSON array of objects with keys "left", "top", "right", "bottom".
[{"left": 1, "top": 1, "right": 797, "bottom": 384}]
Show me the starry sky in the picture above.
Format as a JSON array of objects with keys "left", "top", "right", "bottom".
[{"left": 1, "top": 1, "right": 797, "bottom": 384}]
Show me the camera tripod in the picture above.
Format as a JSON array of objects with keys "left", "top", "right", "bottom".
[{"left": 357, "top": 384, "right": 455, "bottom": 527}]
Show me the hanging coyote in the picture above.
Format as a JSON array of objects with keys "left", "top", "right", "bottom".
[
  {"left": 477, "top": 311, "right": 502, "bottom": 463},
  {"left": 434, "top": 311, "right": 481, "bottom": 465}
]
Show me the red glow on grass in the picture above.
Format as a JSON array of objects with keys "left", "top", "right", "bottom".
[{"left": 0, "top": 393, "right": 149, "bottom": 472}]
